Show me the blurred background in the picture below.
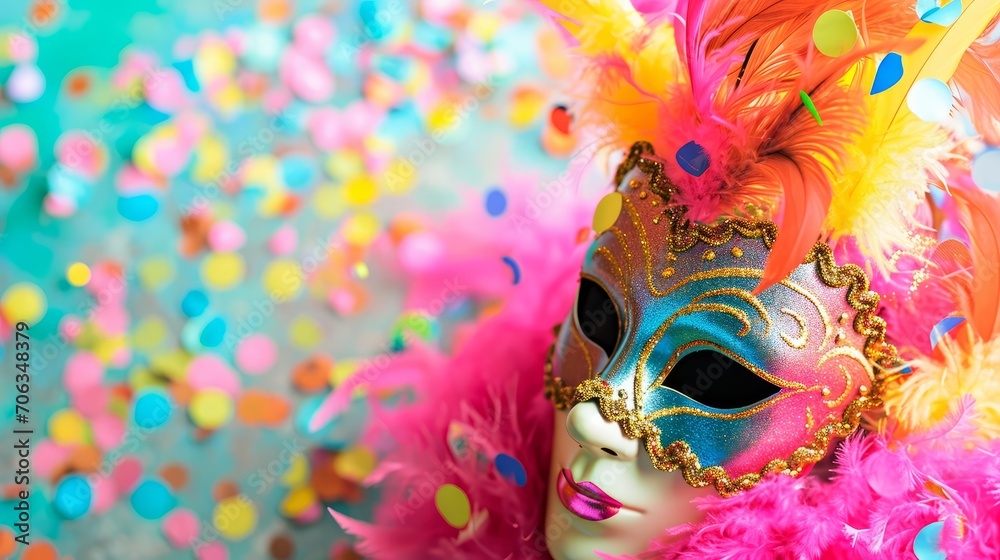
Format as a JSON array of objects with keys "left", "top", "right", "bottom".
[{"left": 0, "top": 0, "right": 602, "bottom": 558}]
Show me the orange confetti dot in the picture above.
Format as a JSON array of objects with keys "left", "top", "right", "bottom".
[
  {"left": 22, "top": 540, "right": 57, "bottom": 560},
  {"left": 0, "top": 528, "right": 17, "bottom": 558},
  {"left": 213, "top": 479, "right": 240, "bottom": 501},
  {"left": 236, "top": 390, "right": 290, "bottom": 427},
  {"left": 160, "top": 463, "right": 190, "bottom": 491},
  {"left": 170, "top": 381, "right": 196, "bottom": 407},
  {"left": 258, "top": 0, "right": 291, "bottom": 22},
  {"left": 292, "top": 355, "right": 333, "bottom": 393},
  {"left": 68, "top": 445, "right": 102, "bottom": 473},
  {"left": 29, "top": 0, "right": 60, "bottom": 27},
  {"left": 65, "top": 73, "right": 91, "bottom": 97},
  {"left": 310, "top": 454, "right": 364, "bottom": 502}
]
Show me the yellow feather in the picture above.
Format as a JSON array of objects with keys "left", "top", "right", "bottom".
[
  {"left": 873, "top": 0, "right": 1000, "bottom": 133},
  {"left": 827, "top": 0, "right": 1000, "bottom": 263}
]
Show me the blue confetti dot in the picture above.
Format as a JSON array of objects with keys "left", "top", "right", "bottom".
[
  {"left": 972, "top": 150, "right": 1000, "bottom": 192},
  {"left": 494, "top": 453, "right": 527, "bottom": 486},
  {"left": 181, "top": 290, "right": 209, "bottom": 317},
  {"left": 54, "top": 475, "right": 92, "bottom": 520},
  {"left": 360, "top": 1, "right": 388, "bottom": 39},
  {"left": 117, "top": 194, "right": 159, "bottom": 222},
  {"left": 130, "top": 480, "right": 177, "bottom": 520},
  {"left": 485, "top": 188, "right": 507, "bottom": 216},
  {"left": 930, "top": 316, "right": 966, "bottom": 350},
  {"left": 918, "top": 0, "right": 963, "bottom": 26},
  {"left": 871, "top": 52, "right": 904, "bottom": 95},
  {"left": 199, "top": 316, "right": 226, "bottom": 348},
  {"left": 502, "top": 256, "right": 521, "bottom": 285},
  {"left": 134, "top": 390, "right": 173, "bottom": 430},
  {"left": 281, "top": 155, "right": 317, "bottom": 191},
  {"left": 172, "top": 59, "right": 200, "bottom": 92},
  {"left": 675, "top": 141, "right": 710, "bottom": 177},
  {"left": 913, "top": 521, "right": 946, "bottom": 560}
]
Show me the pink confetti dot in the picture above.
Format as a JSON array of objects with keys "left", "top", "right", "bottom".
[
  {"left": 93, "top": 304, "right": 129, "bottom": 335},
  {"left": 398, "top": 231, "right": 446, "bottom": 273},
  {"left": 44, "top": 193, "right": 78, "bottom": 217},
  {"left": 163, "top": 509, "right": 200, "bottom": 548},
  {"left": 64, "top": 351, "right": 104, "bottom": 394},
  {"left": 208, "top": 221, "right": 247, "bottom": 252},
  {"left": 112, "top": 456, "right": 144, "bottom": 494},
  {"left": 234, "top": 334, "right": 278, "bottom": 375},
  {"left": 35, "top": 441, "right": 72, "bottom": 478},
  {"left": 196, "top": 541, "right": 228, "bottom": 560},
  {"left": 91, "top": 412, "right": 126, "bottom": 450},
  {"left": 0, "top": 124, "right": 38, "bottom": 172},
  {"left": 327, "top": 288, "right": 356, "bottom": 315},
  {"left": 56, "top": 130, "right": 106, "bottom": 180},
  {"left": 269, "top": 225, "right": 298, "bottom": 256},
  {"left": 60, "top": 315, "right": 84, "bottom": 341},
  {"left": 294, "top": 16, "right": 335, "bottom": 56},
  {"left": 8, "top": 33, "right": 38, "bottom": 63},
  {"left": 187, "top": 354, "right": 241, "bottom": 396},
  {"left": 281, "top": 47, "right": 334, "bottom": 103},
  {"left": 90, "top": 477, "right": 118, "bottom": 514},
  {"left": 72, "top": 386, "right": 109, "bottom": 419},
  {"left": 145, "top": 68, "right": 188, "bottom": 114},
  {"left": 307, "top": 108, "right": 345, "bottom": 151}
]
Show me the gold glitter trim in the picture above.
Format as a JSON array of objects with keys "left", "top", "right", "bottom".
[
  {"left": 780, "top": 308, "right": 808, "bottom": 350},
  {"left": 545, "top": 141, "right": 900, "bottom": 497}
]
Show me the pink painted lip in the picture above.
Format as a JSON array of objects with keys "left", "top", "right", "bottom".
[{"left": 557, "top": 468, "right": 622, "bottom": 521}]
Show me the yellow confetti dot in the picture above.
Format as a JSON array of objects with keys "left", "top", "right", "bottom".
[
  {"left": 138, "top": 256, "right": 176, "bottom": 292},
  {"left": 263, "top": 259, "right": 303, "bottom": 301},
  {"left": 192, "top": 134, "right": 229, "bottom": 184},
  {"left": 66, "top": 262, "right": 91, "bottom": 287},
  {"left": 290, "top": 315, "right": 322, "bottom": 349},
  {"left": 468, "top": 12, "right": 501, "bottom": 42},
  {"left": 342, "top": 213, "right": 380, "bottom": 247},
  {"left": 48, "top": 409, "right": 91, "bottom": 445},
  {"left": 353, "top": 262, "right": 369, "bottom": 279},
  {"left": 201, "top": 252, "right": 245, "bottom": 291},
  {"left": 279, "top": 486, "right": 316, "bottom": 518},
  {"left": 190, "top": 389, "right": 233, "bottom": 429},
  {"left": 129, "top": 366, "right": 159, "bottom": 391},
  {"left": 213, "top": 496, "right": 256, "bottom": 540},
  {"left": 343, "top": 174, "right": 379, "bottom": 206},
  {"left": 1, "top": 282, "right": 47, "bottom": 325},
  {"left": 280, "top": 453, "right": 310, "bottom": 487},
  {"left": 812, "top": 10, "right": 858, "bottom": 57},
  {"left": 592, "top": 192, "right": 623, "bottom": 234},
  {"left": 313, "top": 185, "right": 344, "bottom": 218},
  {"left": 334, "top": 446, "right": 377, "bottom": 483},
  {"left": 242, "top": 156, "right": 280, "bottom": 188},
  {"left": 325, "top": 150, "right": 365, "bottom": 181},
  {"left": 150, "top": 351, "right": 191, "bottom": 381},
  {"left": 329, "top": 360, "right": 358, "bottom": 387},
  {"left": 435, "top": 484, "right": 471, "bottom": 529},
  {"left": 93, "top": 335, "right": 127, "bottom": 364},
  {"left": 508, "top": 88, "right": 546, "bottom": 128},
  {"left": 426, "top": 101, "right": 455, "bottom": 136},
  {"left": 196, "top": 39, "right": 237, "bottom": 79},
  {"left": 132, "top": 316, "right": 168, "bottom": 351},
  {"left": 380, "top": 159, "right": 417, "bottom": 195}
]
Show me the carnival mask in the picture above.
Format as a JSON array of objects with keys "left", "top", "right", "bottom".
[{"left": 543, "top": 143, "right": 899, "bottom": 559}]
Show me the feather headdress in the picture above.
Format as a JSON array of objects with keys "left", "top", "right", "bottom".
[{"left": 536, "top": 0, "right": 1000, "bottom": 291}]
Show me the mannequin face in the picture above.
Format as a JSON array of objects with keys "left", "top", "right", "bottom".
[{"left": 544, "top": 403, "right": 711, "bottom": 559}]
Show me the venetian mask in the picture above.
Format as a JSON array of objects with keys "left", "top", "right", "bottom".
[{"left": 543, "top": 143, "right": 899, "bottom": 559}]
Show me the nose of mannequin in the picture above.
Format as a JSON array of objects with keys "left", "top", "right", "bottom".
[{"left": 566, "top": 400, "right": 639, "bottom": 460}]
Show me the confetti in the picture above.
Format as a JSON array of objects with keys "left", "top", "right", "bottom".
[
  {"left": 53, "top": 476, "right": 92, "bottom": 519},
  {"left": 201, "top": 253, "right": 246, "bottom": 291},
  {"left": 494, "top": 453, "right": 527, "bottom": 486},
  {"left": 163, "top": 509, "right": 200, "bottom": 548},
  {"left": 133, "top": 390, "right": 173, "bottom": 430},
  {"left": 131, "top": 480, "right": 178, "bottom": 520},
  {"left": 918, "top": 0, "right": 964, "bottom": 26},
  {"left": 213, "top": 497, "right": 257, "bottom": 540},
  {"left": 117, "top": 194, "right": 160, "bottom": 222},
  {"left": 181, "top": 290, "right": 210, "bottom": 317},
  {"left": 235, "top": 334, "right": 278, "bottom": 375},
  {"left": 190, "top": 389, "right": 234, "bottom": 429},
  {"left": 871, "top": 52, "right": 904, "bottom": 95},
  {"left": 66, "top": 262, "right": 91, "bottom": 286},
  {"left": 913, "top": 521, "right": 947, "bottom": 560},
  {"left": 485, "top": 187, "right": 507, "bottom": 216},
  {"left": 907, "top": 78, "right": 953, "bottom": 122},
  {"left": 48, "top": 409, "right": 90, "bottom": 445},
  {"left": 972, "top": 150, "right": 1000, "bottom": 192},
  {"left": 799, "top": 91, "right": 823, "bottom": 126},
  {"left": 7, "top": 63, "right": 45, "bottom": 103},
  {"left": 1, "top": 282, "right": 47, "bottom": 325},
  {"left": 269, "top": 534, "right": 296, "bottom": 560},
  {"left": 592, "top": 192, "right": 623, "bottom": 234},
  {"left": 931, "top": 316, "right": 966, "bottom": 350},
  {"left": 502, "top": 256, "right": 521, "bottom": 285},
  {"left": 434, "top": 484, "right": 472, "bottom": 529},
  {"left": 676, "top": 141, "right": 710, "bottom": 177},
  {"left": 293, "top": 354, "right": 333, "bottom": 392},
  {"left": 333, "top": 446, "right": 377, "bottom": 483},
  {"left": 812, "top": 10, "right": 858, "bottom": 57}
]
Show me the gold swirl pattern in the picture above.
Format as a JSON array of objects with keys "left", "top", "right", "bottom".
[
  {"left": 544, "top": 141, "right": 900, "bottom": 497},
  {"left": 780, "top": 308, "right": 809, "bottom": 349}
]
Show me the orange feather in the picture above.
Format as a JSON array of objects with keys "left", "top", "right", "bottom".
[{"left": 952, "top": 186, "right": 1000, "bottom": 341}]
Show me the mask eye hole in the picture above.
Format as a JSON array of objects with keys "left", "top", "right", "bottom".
[
  {"left": 662, "top": 350, "right": 781, "bottom": 409},
  {"left": 575, "top": 277, "right": 620, "bottom": 358}
]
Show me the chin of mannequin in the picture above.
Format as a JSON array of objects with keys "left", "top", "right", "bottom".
[{"left": 544, "top": 401, "right": 713, "bottom": 560}]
